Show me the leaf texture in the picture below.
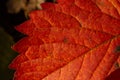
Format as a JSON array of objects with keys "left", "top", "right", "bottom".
[
  {"left": 105, "top": 68, "right": 120, "bottom": 80},
  {"left": 9, "top": 0, "right": 120, "bottom": 80}
]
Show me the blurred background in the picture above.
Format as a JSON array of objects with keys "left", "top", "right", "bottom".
[{"left": 0, "top": 0, "right": 54, "bottom": 80}]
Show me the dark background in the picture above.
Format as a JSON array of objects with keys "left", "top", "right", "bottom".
[{"left": 0, "top": 0, "right": 53, "bottom": 80}]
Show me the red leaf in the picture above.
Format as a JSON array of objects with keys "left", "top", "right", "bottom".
[
  {"left": 9, "top": 0, "right": 120, "bottom": 80},
  {"left": 105, "top": 68, "right": 120, "bottom": 80}
]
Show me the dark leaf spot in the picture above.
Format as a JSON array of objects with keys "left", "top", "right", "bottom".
[
  {"left": 63, "top": 37, "right": 68, "bottom": 43},
  {"left": 114, "top": 46, "right": 120, "bottom": 53},
  {"left": 114, "top": 62, "right": 120, "bottom": 69}
]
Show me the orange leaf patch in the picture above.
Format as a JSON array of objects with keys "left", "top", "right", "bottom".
[{"left": 9, "top": 0, "right": 120, "bottom": 80}]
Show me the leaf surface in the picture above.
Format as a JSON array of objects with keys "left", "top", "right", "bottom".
[{"left": 9, "top": 0, "right": 120, "bottom": 80}]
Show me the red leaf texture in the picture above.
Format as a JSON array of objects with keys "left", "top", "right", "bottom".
[
  {"left": 9, "top": 0, "right": 120, "bottom": 80},
  {"left": 105, "top": 68, "right": 120, "bottom": 80}
]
